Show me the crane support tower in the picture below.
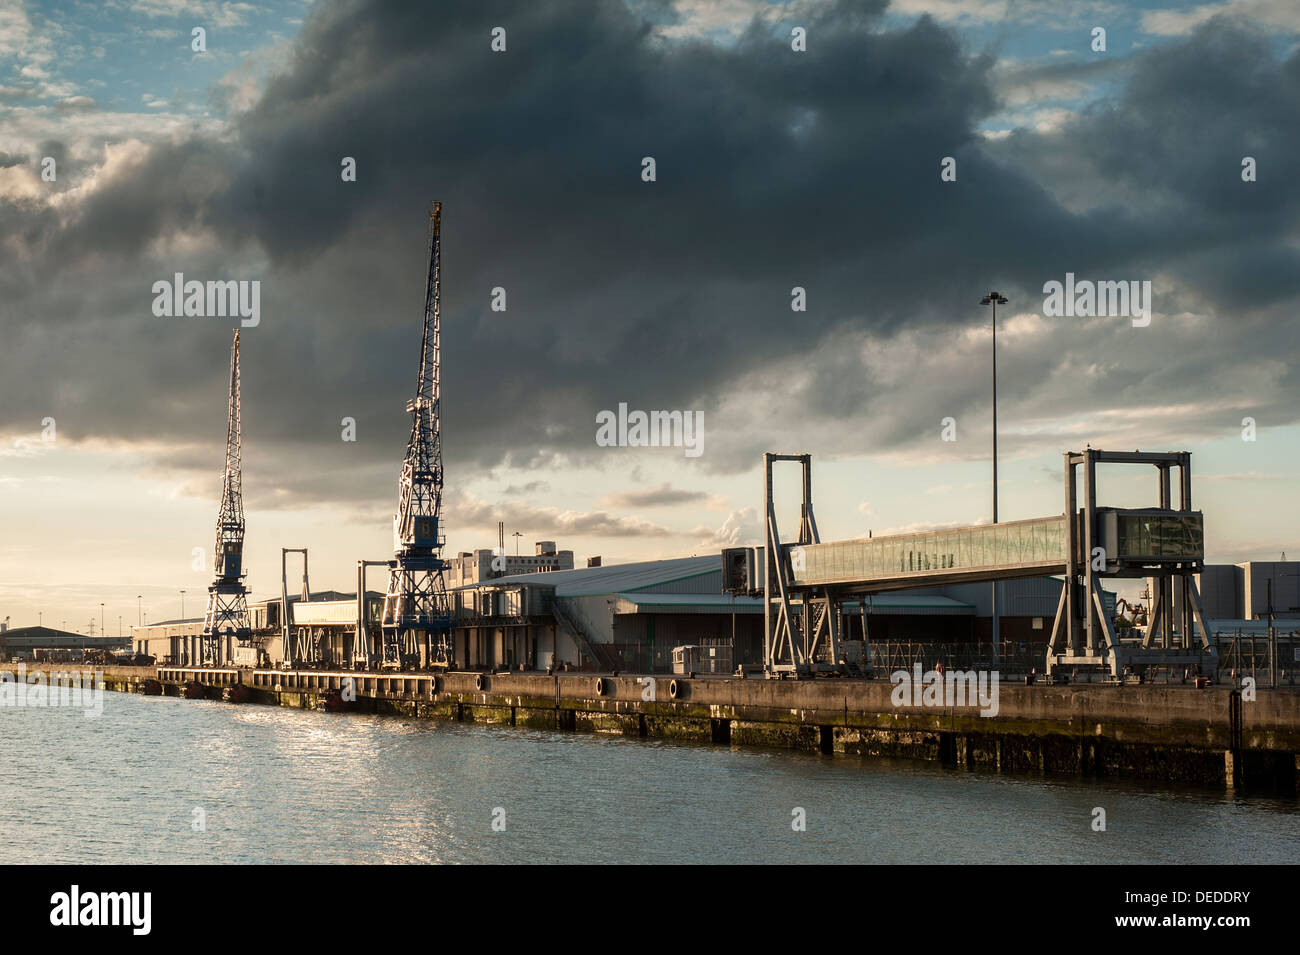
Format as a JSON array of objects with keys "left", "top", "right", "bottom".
[
  {"left": 381, "top": 201, "right": 454, "bottom": 670},
  {"left": 201, "top": 330, "right": 253, "bottom": 665}
]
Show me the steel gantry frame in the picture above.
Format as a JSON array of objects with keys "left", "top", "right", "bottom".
[
  {"left": 752, "top": 448, "right": 1213, "bottom": 681},
  {"left": 763, "top": 452, "right": 841, "bottom": 675},
  {"left": 381, "top": 201, "right": 454, "bottom": 670},
  {"left": 354, "top": 559, "right": 389, "bottom": 669},
  {"left": 200, "top": 330, "right": 252, "bottom": 666},
  {"left": 280, "top": 547, "right": 310, "bottom": 668},
  {"left": 1045, "top": 448, "right": 1216, "bottom": 677}
]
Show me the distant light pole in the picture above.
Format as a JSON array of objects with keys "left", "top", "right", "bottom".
[
  {"left": 512, "top": 531, "right": 523, "bottom": 557},
  {"left": 38, "top": 611, "right": 43, "bottom": 628},
  {"left": 100, "top": 603, "right": 105, "bottom": 640},
  {"left": 180, "top": 590, "right": 186, "bottom": 620},
  {"left": 137, "top": 595, "right": 142, "bottom": 627},
  {"left": 981, "top": 292, "right": 1008, "bottom": 662}
]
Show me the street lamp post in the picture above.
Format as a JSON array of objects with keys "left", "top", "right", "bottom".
[
  {"left": 137, "top": 595, "right": 142, "bottom": 627},
  {"left": 981, "top": 292, "right": 1008, "bottom": 664},
  {"left": 99, "top": 603, "right": 105, "bottom": 641},
  {"left": 180, "top": 589, "right": 186, "bottom": 620}
]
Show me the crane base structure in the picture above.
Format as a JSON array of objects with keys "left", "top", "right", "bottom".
[
  {"left": 200, "top": 586, "right": 251, "bottom": 666},
  {"left": 724, "top": 448, "right": 1216, "bottom": 680}
]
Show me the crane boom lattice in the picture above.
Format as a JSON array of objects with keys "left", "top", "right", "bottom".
[
  {"left": 201, "top": 329, "right": 252, "bottom": 664},
  {"left": 381, "top": 201, "right": 453, "bottom": 669}
]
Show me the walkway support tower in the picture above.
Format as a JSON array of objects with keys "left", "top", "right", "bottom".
[
  {"left": 381, "top": 201, "right": 454, "bottom": 669},
  {"left": 1046, "top": 449, "right": 1216, "bottom": 678},
  {"left": 735, "top": 447, "right": 1212, "bottom": 681},
  {"left": 280, "top": 547, "right": 310, "bottom": 667},
  {"left": 762, "top": 452, "right": 841, "bottom": 676},
  {"left": 201, "top": 330, "right": 252, "bottom": 665}
]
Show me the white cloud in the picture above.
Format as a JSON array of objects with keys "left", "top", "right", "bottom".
[
  {"left": 657, "top": 0, "right": 823, "bottom": 40},
  {"left": 693, "top": 506, "right": 760, "bottom": 547},
  {"left": 1141, "top": 0, "right": 1300, "bottom": 36},
  {"left": 892, "top": 0, "right": 1121, "bottom": 27},
  {"left": 128, "top": 0, "right": 259, "bottom": 29}
]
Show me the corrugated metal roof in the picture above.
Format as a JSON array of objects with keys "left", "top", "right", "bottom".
[
  {"left": 614, "top": 593, "right": 764, "bottom": 613},
  {"left": 0, "top": 626, "right": 129, "bottom": 647},
  {"left": 611, "top": 593, "right": 975, "bottom": 616},
  {"left": 247, "top": 590, "right": 361, "bottom": 607},
  {"left": 632, "top": 569, "right": 723, "bottom": 594},
  {"left": 453, "top": 555, "right": 719, "bottom": 597}
]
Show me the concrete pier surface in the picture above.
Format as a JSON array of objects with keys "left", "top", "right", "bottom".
[{"left": 10, "top": 665, "right": 1299, "bottom": 792}]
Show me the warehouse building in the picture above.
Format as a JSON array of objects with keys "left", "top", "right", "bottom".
[
  {"left": 452, "top": 555, "right": 1099, "bottom": 674},
  {"left": 131, "top": 590, "right": 366, "bottom": 665},
  {"left": 1, "top": 626, "right": 129, "bottom": 662},
  {"left": 130, "top": 617, "right": 204, "bottom": 663},
  {"left": 1191, "top": 561, "right": 1300, "bottom": 621}
]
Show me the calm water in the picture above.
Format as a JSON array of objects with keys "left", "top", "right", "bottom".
[{"left": 2, "top": 692, "right": 1296, "bottom": 864}]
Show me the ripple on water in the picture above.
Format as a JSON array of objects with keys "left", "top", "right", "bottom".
[{"left": 1, "top": 692, "right": 1296, "bottom": 864}]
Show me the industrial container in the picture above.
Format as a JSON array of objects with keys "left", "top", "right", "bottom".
[{"left": 673, "top": 642, "right": 732, "bottom": 675}]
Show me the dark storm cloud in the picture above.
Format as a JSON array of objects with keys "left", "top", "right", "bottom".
[
  {"left": 451, "top": 489, "right": 675, "bottom": 537},
  {"left": 601, "top": 483, "right": 709, "bottom": 507},
  {"left": 2, "top": 0, "right": 1299, "bottom": 509},
  {"left": 502, "top": 480, "right": 550, "bottom": 495}
]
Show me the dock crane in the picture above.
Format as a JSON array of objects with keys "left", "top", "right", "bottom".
[
  {"left": 380, "top": 201, "right": 454, "bottom": 670},
  {"left": 200, "top": 330, "right": 252, "bottom": 665}
]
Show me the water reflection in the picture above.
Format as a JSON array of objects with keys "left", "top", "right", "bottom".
[{"left": 0, "top": 694, "right": 1294, "bottom": 864}]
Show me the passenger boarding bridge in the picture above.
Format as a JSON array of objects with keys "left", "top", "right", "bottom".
[{"left": 724, "top": 449, "right": 1215, "bottom": 679}]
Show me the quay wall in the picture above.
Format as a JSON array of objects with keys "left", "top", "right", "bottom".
[{"left": 7, "top": 665, "right": 1299, "bottom": 791}]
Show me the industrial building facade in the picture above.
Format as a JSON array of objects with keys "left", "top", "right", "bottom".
[
  {"left": 446, "top": 541, "right": 575, "bottom": 588},
  {"left": 453, "top": 556, "right": 1101, "bottom": 674},
  {"left": 128, "top": 548, "right": 1111, "bottom": 674},
  {"left": 1, "top": 625, "right": 129, "bottom": 662},
  {"left": 1194, "top": 561, "right": 1300, "bottom": 621}
]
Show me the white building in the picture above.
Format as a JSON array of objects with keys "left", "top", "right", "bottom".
[{"left": 447, "top": 540, "right": 574, "bottom": 589}]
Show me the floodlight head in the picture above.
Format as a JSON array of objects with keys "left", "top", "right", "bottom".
[{"left": 981, "top": 291, "right": 1008, "bottom": 305}]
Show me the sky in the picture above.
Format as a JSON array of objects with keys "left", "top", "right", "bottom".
[{"left": 1, "top": 0, "right": 1298, "bottom": 634}]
